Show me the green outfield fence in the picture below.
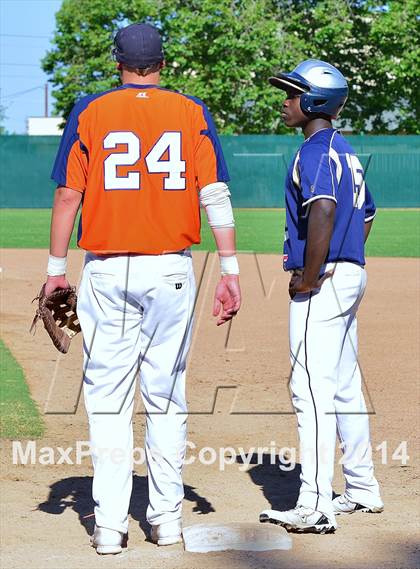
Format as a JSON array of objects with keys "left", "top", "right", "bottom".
[{"left": 0, "top": 135, "right": 418, "bottom": 208}]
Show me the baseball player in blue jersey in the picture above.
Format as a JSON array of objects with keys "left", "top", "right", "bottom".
[{"left": 259, "top": 60, "right": 383, "bottom": 533}]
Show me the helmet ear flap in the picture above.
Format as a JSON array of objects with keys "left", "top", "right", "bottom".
[
  {"left": 299, "top": 93, "right": 312, "bottom": 115},
  {"left": 299, "top": 91, "right": 347, "bottom": 118}
]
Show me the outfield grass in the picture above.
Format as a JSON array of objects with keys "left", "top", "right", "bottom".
[
  {"left": 0, "top": 339, "right": 45, "bottom": 439},
  {"left": 0, "top": 208, "right": 419, "bottom": 257}
]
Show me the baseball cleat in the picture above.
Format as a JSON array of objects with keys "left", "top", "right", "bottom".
[
  {"left": 150, "top": 518, "right": 183, "bottom": 546},
  {"left": 91, "top": 525, "right": 125, "bottom": 555},
  {"left": 332, "top": 494, "right": 384, "bottom": 515},
  {"left": 259, "top": 506, "right": 337, "bottom": 534}
]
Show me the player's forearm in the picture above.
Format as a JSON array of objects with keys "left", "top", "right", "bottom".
[
  {"left": 303, "top": 200, "right": 336, "bottom": 286},
  {"left": 364, "top": 220, "right": 373, "bottom": 243},
  {"left": 211, "top": 227, "right": 237, "bottom": 257},
  {"left": 199, "top": 182, "right": 239, "bottom": 275},
  {"left": 211, "top": 226, "right": 240, "bottom": 275},
  {"left": 49, "top": 187, "right": 82, "bottom": 258}
]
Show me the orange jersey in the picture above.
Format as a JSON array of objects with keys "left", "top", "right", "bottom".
[{"left": 51, "top": 84, "right": 229, "bottom": 254}]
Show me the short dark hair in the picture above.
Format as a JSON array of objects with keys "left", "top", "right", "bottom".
[{"left": 121, "top": 62, "right": 162, "bottom": 77}]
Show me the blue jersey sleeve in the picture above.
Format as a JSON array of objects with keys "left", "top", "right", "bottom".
[
  {"left": 200, "top": 102, "right": 230, "bottom": 183},
  {"left": 365, "top": 187, "right": 376, "bottom": 222},
  {"left": 51, "top": 94, "right": 97, "bottom": 187},
  {"left": 299, "top": 143, "right": 338, "bottom": 206},
  {"left": 51, "top": 102, "right": 82, "bottom": 187},
  {"left": 183, "top": 94, "right": 230, "bottom": 184}
]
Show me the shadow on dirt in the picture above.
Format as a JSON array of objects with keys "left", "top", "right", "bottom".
[
  {"left": 37, "top": 473, "right": 214, "bottom": 538},
  {"left": 238, "top": 453, "right": 301, "bottom": 511}
]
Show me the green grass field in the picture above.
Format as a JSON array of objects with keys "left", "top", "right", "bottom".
[
  {"left": 0, "top": 339, "right": 45, "bottom": 439},
  {"left": 1, "top": 208, "right": 419, "bottom": 257}
]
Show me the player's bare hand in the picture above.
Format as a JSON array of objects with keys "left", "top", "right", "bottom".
[
  {"left": 213, "top": 275, "right": 241, "bottom": 326},
  {"left": 43, "top": 275, "right": 71, "bottom": 297},
  {"left": 289, "top": 270, "right": 332, "bottom": 299}
]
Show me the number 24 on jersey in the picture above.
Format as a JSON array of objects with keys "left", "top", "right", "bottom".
[{"left": 103, "top": 131, "right": 186, "bottom": 191}]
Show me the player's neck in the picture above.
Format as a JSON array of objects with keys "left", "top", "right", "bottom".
[
  {"left": 302, "top": 118, "right": 333, "bottom": 139},
  {"left": 121, "top": 70, "right": 161, "bottom": 86}
]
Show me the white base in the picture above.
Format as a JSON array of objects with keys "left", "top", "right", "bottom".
[{"left": 183, "top": 522, "right": 292, "bottom": 553}]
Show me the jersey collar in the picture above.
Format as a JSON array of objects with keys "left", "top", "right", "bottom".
[
  {"left": 120, "top": 83, "right": 159, "bottom": 89},
  {"left": 304, "top": 127, "right": 337, "bottom": 143}
]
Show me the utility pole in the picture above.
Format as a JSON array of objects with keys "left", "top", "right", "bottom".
[{"left": 44, "top": 83, "right": 48, "bottom": 117}]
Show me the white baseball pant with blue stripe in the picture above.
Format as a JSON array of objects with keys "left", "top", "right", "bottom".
[{"left": 289, "top": 261, "right": 382, "bottom": 516}]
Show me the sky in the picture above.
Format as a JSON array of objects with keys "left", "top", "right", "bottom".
[{"left": 0, "top": 0, "right": 62, "bottom": 133}]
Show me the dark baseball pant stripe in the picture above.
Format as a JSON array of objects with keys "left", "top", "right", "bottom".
[{"left": 303, "top": 291, "right": 320, "bottom": 511}]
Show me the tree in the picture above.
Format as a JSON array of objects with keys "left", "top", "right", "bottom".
[
  {"left": 274, "top": 0, "right": 373, "bottom": 132},
  {"left": 43, "top": 0, "right": 286, "bottom": 133},
  {"left": 364, "top": 0, "right": 419, "bottom": 133},
  {"left": 0, "top": 105, "right": 7, "bottom": 135},
  {"left": 157, "top": 0, "right": 285, "bottom": 133},
  {"left": 42, "top": 0, "right": 419, "bottom": 134}
]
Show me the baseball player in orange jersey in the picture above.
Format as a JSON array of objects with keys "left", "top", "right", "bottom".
[{"left": 42, "top": 23, "right": 241, "bottom": 554}]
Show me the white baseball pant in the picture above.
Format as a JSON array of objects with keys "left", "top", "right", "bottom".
[
  {"left": 77, "top": 250, "right": 195, "bottom": 533},
  {"left": 289, "top": 261, "right": 382, "bottom": 516}
]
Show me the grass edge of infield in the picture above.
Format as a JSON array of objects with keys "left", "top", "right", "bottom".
[{"left": 0, "top": 338, "right": 45, "bottom": 439}]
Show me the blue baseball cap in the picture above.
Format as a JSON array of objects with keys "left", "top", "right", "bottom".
[{"left": 113, "top": 23, "right": 164, "bottom": 68}]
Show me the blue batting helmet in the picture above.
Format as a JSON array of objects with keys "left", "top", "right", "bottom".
[{"left": 269, "top": 59, "right": 348, "bottom": 117}]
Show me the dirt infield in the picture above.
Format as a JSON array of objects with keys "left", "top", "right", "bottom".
[{"left": 1, "top": 250, "right": 419, "bottom": 569}]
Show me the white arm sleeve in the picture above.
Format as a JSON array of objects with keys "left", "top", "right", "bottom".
[{"left": 199, "top": 182, "right": 235, "bottom": 228}]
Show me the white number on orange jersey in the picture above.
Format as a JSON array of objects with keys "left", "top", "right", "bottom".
[
  {"left": 345, "top": 153, "right": 366, "bottom": 209},
  {"left": 145, "top": 132, "right": 186, "bottom": 190},
  {"left": 103, "top": 132, "right": 140, "bottom": 190}
]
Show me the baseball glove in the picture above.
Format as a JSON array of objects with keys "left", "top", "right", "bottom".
[{"left": 30, "top": 286, "right": 81, "bottom": 354}]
